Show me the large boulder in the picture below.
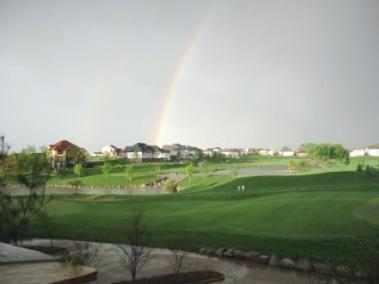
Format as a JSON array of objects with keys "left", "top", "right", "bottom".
[
  {"left": 295, "top": 259, "right": 312, "bottom": 272},
  {"left": 312, "top": 262, "right": 332, "bottom": 275},
  {"left": 223, "top": 248, "right": 235, "bottom": 258},
  {"left": 244, "top": 251, "right": 259, "bottom": 261},
  {"left": 199, "top": 248, "right": 207, "bottom": 255},
  {"left": 215, "top": 248, "right": 227, "bottom": 257},
  {"left": 280, "top": 258, "right": 295, "bottom": 269},
  {"left": 336, "top": 265, "right": 353, "bottom": 277},
  {"left": 233, "top": 250, "right": 245, "bottom": 260},
  {"left": 268, "top": 255, "right": 281, "bottom": 267},
  {"left": 206, "top": 247, "right": 216, "bottom": 255},
  {"left": 256, "top": 254, "right": 270, "bottom": 265}
]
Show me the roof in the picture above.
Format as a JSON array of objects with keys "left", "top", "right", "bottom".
[
  {"left": 124, "top": 143, "right": 165, "bottom": 153},
  {"left": 49, "top": 140, "right": 80, "bottom": 152}
]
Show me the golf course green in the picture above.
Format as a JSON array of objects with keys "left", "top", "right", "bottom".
[{"left": 30, "top": 170, "right": 379, "bottom": 263}]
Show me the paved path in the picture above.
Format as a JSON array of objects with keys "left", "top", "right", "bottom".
[{"left": 23, "top": 239, "right": 323, "bottom": 284}]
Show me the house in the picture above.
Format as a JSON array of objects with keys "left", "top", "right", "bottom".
[
  {"left": 101, "top": 145, "right": 121, "bottom": 157},
  {"left": 295, "top": 150, "right": 309, "bottom": 158},
  {"left": 124, "top": 143, "right": 169, "bottom": 162},
  {"left": 258, "top": 148, "right": 276, "bottom": 156},
  {"left": 203, "top": 147, "right": 223, "bottom": 158},
  {"left": 349, "top": 149, "right": 366, "bottom": 158},
  {"left": 222, "top": 148, "right": 242, "bottom": 159},
  {"left": 279, "top": 147, "right": 295, "bottom": 157},
  {"left": 48, "top": 140, "right": 87, "bottom": 169},
  {"left": 90, "top": 152, "right": 103, "bottom": 157},
  {"left": 367, "top": 145, "right": 379, "bottom": 157},
  {"left": 162, "top": 144, "right": 202, "bottom": 160}
]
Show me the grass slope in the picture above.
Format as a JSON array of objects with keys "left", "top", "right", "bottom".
[{"left": 29, "top": 171, "right": 379, "bottom": 263}]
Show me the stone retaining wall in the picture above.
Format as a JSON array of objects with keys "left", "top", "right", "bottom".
[{"left": 199, "top": 247, "right": 358, "bottom": 279}]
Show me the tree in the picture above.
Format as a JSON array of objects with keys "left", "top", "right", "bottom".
[
  {"left": 155, "top": 165, "right": 161, "bottom": 179},
  {"left": 117, "top": 209, "right": 153, "bottom": 283},
  {"left": 185, "top": 163, "right": 194, "bottom": 186},
  {"left": 125, "top": 165, "right": 134, "bottom": 183},
  {"left": 102, "top": 159, "right": 112, "bottom": 179},
  {"left": 1, "top": 146, "right": 51, "bottom": 244},
  {"left": 201, "top": 162, "right": 211, "bottom": 183},
  {"left": 37, "top": 209, "right": 56, "bottom": 247},
  {"left": 0, "top": 135, "right": 17, "bottom": 185},
  {"left": 73, "top": 163, "right": 84, "bottom": 177},
  {"left": 169, "top": 236, "right": 192, "bottom": 277},
  {"left": 230, "top": 167, "right": 239, "bottom": 179},
  {"left": 288, "top": 160, "right": 296, "bottom": 175}
]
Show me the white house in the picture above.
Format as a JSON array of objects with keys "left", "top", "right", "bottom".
[
  {"left": 222, "top": 148, "right": 241, "bottom": 159},
  {"left": 258, "top": 149, "right": 276, "bottom": 156},
  {"left": 124, "top": 143, "right": 169, "bottom": 162},
  {"left": 349, "top": 149, "right": 366, "bottom": 158},
  {"left": 367, "top": 147, "right": 379, "bottom": 157},
  {"left": 101, "top": 145, "right": 121, "bottom": 157},
  {"left": 279, "top": 148, "right": 295, "bottom": 157},
  {"left": 203, "top": 147, "right": 223, "bottom": 157}
]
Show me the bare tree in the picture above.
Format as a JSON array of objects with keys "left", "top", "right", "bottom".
[
  {"left": 117, "top": 209, "right": 153, "bottom": 283},
  {"left": 71, "top": 241, "right": 103, "bottom": 267},
  {"left": 169, "top": 237, "right": 192, "bottom": 277}
]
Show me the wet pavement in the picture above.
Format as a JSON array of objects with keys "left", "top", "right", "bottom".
[{"left": 23, "top": 239, "right": 322, "bottom": 284}]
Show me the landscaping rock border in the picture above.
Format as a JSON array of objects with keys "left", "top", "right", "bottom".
[{"left": 198, "top": 247, "right": 350, "bottom": 278}]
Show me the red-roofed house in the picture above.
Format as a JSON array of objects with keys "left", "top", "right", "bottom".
[{"left": 48, "top": 140, "right": 87, "bottom": 169}]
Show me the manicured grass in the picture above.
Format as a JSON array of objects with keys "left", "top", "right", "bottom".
[
  {"left": 29, "top": 171, "right": 379, "bottom": 263},
  {"left": 43, "top": 156, "right": 379, "bottom": 187},
  {"left": 47, "top": 162, "right": 188, "bottom": 186}
]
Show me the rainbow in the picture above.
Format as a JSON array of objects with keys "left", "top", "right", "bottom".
[{"left": 153, "top": 4, "right": 220, "bottom": 146}]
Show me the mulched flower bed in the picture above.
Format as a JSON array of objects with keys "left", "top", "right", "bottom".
[{"left": 113, "top": 270, "right": 225, "bottom": 284}]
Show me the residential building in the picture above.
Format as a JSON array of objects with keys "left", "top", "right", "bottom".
[
  {"left": 295, "top": 150, "right": 309, "bottom": 158},
  {"left": 222, "top": 148, "right": 242, "bottom": 159},
  {"left": 101, "top": 145, "right": 121, "bottom": 157},
  {"left": 279, "top": 147, "right": 295, "bottom": 157},
  {"left": 48, "top": 140, "right": 87, "bottom": 169},
  {"left": 124, "top": 143, "right": 169, "bottom": 162},
  {"left": 258, "top": 149, "right": 276, "bottom": 156},
  {"left": 367, "top": 146, "right": 379, "bottom": 157},
  {"left": 349, "top": 149, "right": 366, "bottom": 158}
]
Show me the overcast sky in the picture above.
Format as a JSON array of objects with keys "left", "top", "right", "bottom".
[{"left": 1, "top": 0, "right": 378, "bottom": 152}]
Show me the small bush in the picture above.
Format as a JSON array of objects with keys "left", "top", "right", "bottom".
[
  {"left": 364, "top": 165, "right": 378, "bottom": 177},
  {"left": 357, "top": 163, "right": 364, "bottom": 173},
  {"left": 66, "top": 253, "right": 85, "bottom": 266},
  {"left": 165, "top": 181, "right": 178, "bottom": 193},
  {"left": 69, "top": 179, "right": 83, "bottom": 188}
]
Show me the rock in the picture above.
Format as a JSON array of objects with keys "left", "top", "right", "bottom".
[
  {"left": 268, "top": 255, "right": 281, "bottom": 267},
  {"left": 295, "top": 259, "right": 312, "bottom": 272},
  {"left": 280, "top": 258, "right": 295, "bottom": 269},
  {"left": 244, "top": 251, "right": 259, "bottom": 261},
  {"left": 206, "top": 247, "right": 216, "bottom": 255},
  {"left": 233, "top": 250, "right": 245, "bottom": 259},
  {"left": 223, "top": 248, "right": 234, "bottom": 258},
  {"left": 256, "top": 254, "right": 270, "bottom": 265},
  {"left": 336, "top": 265, "right": 352, "bottom": 277},
  {"left": 215, "top": 248, "right": 227, "bottom": 257},
  {"left": 312, "top": 262, "right": 332, "bottom": 275},
  {"left": 199, "top": 248, "right": 207, "bottom": 255}
]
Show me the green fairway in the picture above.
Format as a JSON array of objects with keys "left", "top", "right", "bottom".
[{"left": 29, "top": 171, "right": 379, "bottom": 263}]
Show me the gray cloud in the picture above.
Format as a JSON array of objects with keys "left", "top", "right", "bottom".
[{"left": 0, "top": 0, "right": 378, "bottom": 151}]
